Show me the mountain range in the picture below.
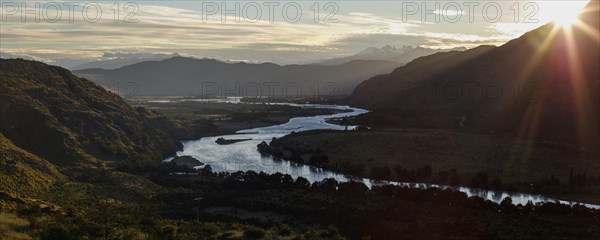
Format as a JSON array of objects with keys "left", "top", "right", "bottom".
[
  {"left": 71, "top": 45, "right": 465, "bottom": 97},
  {"left": 347, "top": 1, "right": 600, "bottom": 151},
  {"left": 0, "top": 52, "right": 182, "bottom": 70},
  {"left": 70, "top": 53, "right": 182, "bottom": 70},
  {"left": 73, "top": 57, "right": 404, "bottom": 97},
  {"left": 319, "top": 45, "right": 467, "bottom": 65}
]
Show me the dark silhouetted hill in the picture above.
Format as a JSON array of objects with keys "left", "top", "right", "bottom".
[{"left": 347, "top": 1, "right": 600, "bottom": 151}]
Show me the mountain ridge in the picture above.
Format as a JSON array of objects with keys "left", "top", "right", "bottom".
[
  {"left": 70, "top": 53, "right": 181, "bottom": 70},
  {"left": 319, "top": 45, "right": 467, "bottom": 66},
  {"left": 347, "top": 1, "right": 600, "bottom": 151},
  {"left": 74, "top": 56, "right": 403, "bottom": 96}
]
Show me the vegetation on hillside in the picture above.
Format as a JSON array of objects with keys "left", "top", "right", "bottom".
[
  {"left": 0, "top": 59, "right": 183, "bottom": 169},
  {"left": 0, "top": 133, "right": 65, "bottom": 197}
]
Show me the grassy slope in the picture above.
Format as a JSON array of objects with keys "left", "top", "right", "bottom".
[
  {"left": 0, "top": 133, "right": 65, "bottom": 197},
  {"left": 0, "top": 212, "right": 32, "bottom": 240}
]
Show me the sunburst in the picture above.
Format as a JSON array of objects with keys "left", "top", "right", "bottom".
[{"left": 536, "top": 1, "right": 587, "bottom": 28}]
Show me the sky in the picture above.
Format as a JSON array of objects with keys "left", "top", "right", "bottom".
[{"left": 0, "top": 0, "right": 590, "bottom": 67}]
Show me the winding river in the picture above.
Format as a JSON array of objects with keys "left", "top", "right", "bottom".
[{"left": 164, "top": 100, "right": 599, "bottom": 209}]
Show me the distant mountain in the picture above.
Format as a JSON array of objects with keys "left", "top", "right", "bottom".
[
  {"left": 319, "top": 45, "right": 467, "bottom": 66},
  {"left": 74, "top": 57, "right": 402, "bottom": 97},
  {"left": 347, "top": 1, "right": 600, "bottom": 151},
  {"left": 70, "top": 53, "right": 181, "bottom": 70},
  {"left": 0, "top": 52, "right": 183, "bottom": 70},
  {"left": 0, "top": 59, "right": 183, "bottom": 171}
]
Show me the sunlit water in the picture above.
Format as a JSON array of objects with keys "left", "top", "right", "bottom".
[
  {"left": 148, "top": 96, "right": 244, "bottom": 104},
  {"left": 165, "top": 102, "right": 599, "bottom": 209}
]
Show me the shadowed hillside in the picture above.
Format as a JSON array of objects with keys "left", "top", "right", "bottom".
[
  {"left": 0, "top": 59, "right": 183, "bottom": 169},
  {"left": 348, "top": 1, "right": 600, "bottom": 152}
]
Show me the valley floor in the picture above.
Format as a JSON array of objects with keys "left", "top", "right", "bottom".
[
  {"left": 268, "top": 128, "right": 600, "bottom": 204},
  {"left": 132, "top": 98, "right": 350, "bottom": 138}
]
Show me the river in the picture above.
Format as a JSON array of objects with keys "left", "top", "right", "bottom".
[{"left": 164, "top": 101, "right": 599, "bottom": 209}]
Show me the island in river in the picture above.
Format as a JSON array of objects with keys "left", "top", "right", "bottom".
[{"left": 215, "top": 137, "right": 252, "bottom": 145}]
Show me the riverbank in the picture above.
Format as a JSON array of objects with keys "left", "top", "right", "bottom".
[
  {"left": 130, "top": 98, "right": 351, "bottom": 139},
  {"left": 266, "top": 128, "right": 600, "bottom": 204}
]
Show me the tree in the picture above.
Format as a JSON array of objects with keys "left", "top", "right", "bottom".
[
  {"left": 438, "top": 171, "right": 449, "bottom": 183},
  {"left": 569, "top": 168, "right": 574, "bottom": 185},
  {"left": 295, "top": 176, "right": 311, "bottom": 189},
  {"left": 491, "top": 178, "right": 503, "bottom": 189},
  {"left": 394, "top": 166, "right": 408, "bottom": 181},
  {"left": 371, "top": 166, "right": 391, "bottom": 180},
  {"left": 416, "top": 165, "right": 432, "bottom": 180},
  {"left": 500, "top": 197, "right": 515, "bottom": 213},
  {"left": 471, "top": 172, "right": 488, "bottom": 188}
]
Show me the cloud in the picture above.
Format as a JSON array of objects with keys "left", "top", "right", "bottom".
[
  {"left": 486, "top": 22, "right": 546, "bottom": 39},
  {"left": 0, "top": 1, "right": 545, "bottom": 66},
  {"left": 101, "top": 51, "right": 179, "bottom": 59}
]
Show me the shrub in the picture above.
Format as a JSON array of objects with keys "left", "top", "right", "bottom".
[{"left": 244, "top": 227, "right": 266, "bottom": 239}]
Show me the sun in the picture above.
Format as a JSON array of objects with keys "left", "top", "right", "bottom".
[
  {"left": 554, "top": 14, "right": 581, "bottom": 28},
  {"left": 536, "top": 1, "right": 587, "bottom": 28}
]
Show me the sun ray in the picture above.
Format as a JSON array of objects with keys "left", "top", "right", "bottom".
[
  {"left": 572, "top": 20, "right": 600, "bottom": 43},
  {"left": 561, "top": 24, "right": 597, "bottom": 153},
  {"left": 503, "top": 25, "right": 561, "bottom": 175},
  {"left": 510, "top": 2, "right": 597, "bottom": 160}
]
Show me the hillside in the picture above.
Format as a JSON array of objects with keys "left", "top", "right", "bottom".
[
  {"left": 74, "top": 57, "right": 401, "bottom": 96},
  {"left": 0, "top": 59, "right": 183, "bottom": 169},
  {"left": 0, "top": 133, "right": 65, "bottom": 196},
  {"left": 347, "top": 1, "right": 600, "bottom": 151}
]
